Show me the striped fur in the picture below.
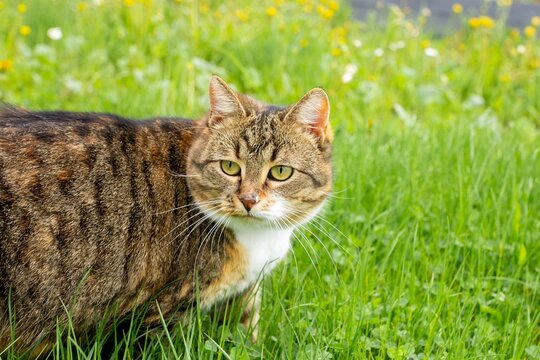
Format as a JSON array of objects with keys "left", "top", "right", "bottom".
[{"left": 0, "top": 77, "right": 332, "bottom": 351}]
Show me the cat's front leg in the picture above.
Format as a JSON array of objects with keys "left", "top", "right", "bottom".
[
  {"left": 238, "top": 283, "right": 261, "bottom": 342},
  {"left": 213, "top": 282, "right": 261, "bottom": 342}
]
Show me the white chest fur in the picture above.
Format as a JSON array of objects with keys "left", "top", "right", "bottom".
[
  {"left": 199, "top": 226, "right": 292, "bottom": 308},
  {"left": 234, "top": 227, "right": 292, "bottom": 284}
]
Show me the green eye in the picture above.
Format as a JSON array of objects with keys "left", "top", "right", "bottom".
[
  {"left": 269, "top": 165, "right": 293, "bottom": 181},
  {"left": 221, "top": 160, "right": 241, "bottom": 176}
]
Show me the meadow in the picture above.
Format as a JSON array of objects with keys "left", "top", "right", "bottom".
[{"left": 1, "top": 0, "right": 539, "bottom": 358}]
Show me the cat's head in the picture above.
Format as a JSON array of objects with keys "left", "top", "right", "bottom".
[{"left": 187, "top": 76, "right": 332, "bottom": 231}]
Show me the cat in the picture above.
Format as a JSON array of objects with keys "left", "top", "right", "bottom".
[{"left": 0, "top": 75, "right": 332, "bottom": 353}]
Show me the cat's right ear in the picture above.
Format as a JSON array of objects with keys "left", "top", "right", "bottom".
[
  {"left": 208, "top": 75, "right": 246, "bottom": 126},
  {"left": 284, "top": 88, "right": 333, "bottom": 143}
]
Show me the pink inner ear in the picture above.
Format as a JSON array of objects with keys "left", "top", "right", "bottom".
[
  {"left": 289, "top": 89, "right": 331, "bottom": 141},
  {"left": 313, "top": 97, "right": 329, "bottom": 135}
]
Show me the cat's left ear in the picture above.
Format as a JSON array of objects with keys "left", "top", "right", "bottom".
[
  {"left": 208, "top": 75, "right": 246, "bottom": 126},
  {"left": 284, "top": 88, "right": 333, "bottom": 143}
]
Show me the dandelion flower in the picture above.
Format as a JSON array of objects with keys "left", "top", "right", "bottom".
[
  {"left": 524, "top": 26, "right": 536, "bottom": 38},
  {"left": 352, "top": 39, "right": 362, "bottom": 48},
  {"left": 517, "top": 44, "right": 526, "bottom": 54},
  {"left": 497, "top": 0, "right": 512, "bottom": 6},
  {"left": 499, "top": 74, "right": 511, "bottom": 83},
  {"left": 374, "top": 48, "right": 384, "bottom": 57},
  {"left": 47, "top": 27, "right": 63, "bottom": 40},
  {"left": 235, "top": 9, "right": 248, "bottom": 22},
  {"left": 0, "top": 59, "right": 13, "bottom": 72},
  {"left": 19, "top": 25, "right": 31, "bottom": 36},
  {"left": 331, "top": 48, "right": 342, "bottom": 57},
  {"left": 528, "top": 58, "right": 540, "bottom": 70},
  {"left": 266, "top": 6, "right": 277, "bottom": 17},
  {"left": 123, "top": 0, "right": 134, "bottom": 6},
  {"left": 274, "top": 0, "right": 284, "bottom": 5},
  {"left": 468, "top": 17, "right": 481, "bottom": 28},
  {"left": 479, "top": 16, "right": 495, "bottom": 28},
  {"left": 199, "top": 4, "right": 209, "bottom": 14},
  {"left": 532, "top": 16, "right": 540, "bottom": 27},
  {"left": 17, "top": 3, "right": 26, "bottom": 13},
  {"left": 324, "top": 0, "right": 339, "bottom": 11},
  {"left": 300, "top": 38, "right": 309, "bottom": 48},
  {"left": 420, "top": 39, "right": 430, "bottom": 49},
  {"left": 317, "top": 5, "right": 333, "bottom": 20},
  {"left": 452, "top": 3, "right": 463, "bottom": 14},
  {"left": 77, "top": 2, "right": 87, "bottom": 11}
]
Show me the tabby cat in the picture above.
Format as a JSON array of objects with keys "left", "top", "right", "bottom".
[{"left": 0, "top": 76, "right": 332, "bottom": 352}]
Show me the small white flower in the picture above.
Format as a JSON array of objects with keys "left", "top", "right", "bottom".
[
  {"left": 389, "top": 40, "right": 406, "bottom": 51},
  {"left": 517, "top": 44, "right": 526, "bottom": 54},
  {"left": 374, "top": 48, "right": 384, "bottom": 57},
  {"left": 341, "top": 63, "right": 358, "bottom": 84},
  {"left": 424, "top": 47, "right": 439, "bottom": 57},
  {"left": 47, "top": 27, "right": 63, "bottom": 41},
  {"left": 421, "top": 7, "right": 431, "bottom": 17},
  {"left": 441, "top": 74, "right": 449, "bottom": 85},
  {"left": 353, "top": 39, "right": 362, "bottom": 48}
]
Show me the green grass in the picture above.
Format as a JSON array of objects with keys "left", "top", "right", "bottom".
[{"left": 1, "top": 0, "right": 539, "bottom": 358}]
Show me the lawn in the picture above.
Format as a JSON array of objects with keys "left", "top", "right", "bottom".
[{"left": 1, "top": 0, "right": 539, "bottom": 358}]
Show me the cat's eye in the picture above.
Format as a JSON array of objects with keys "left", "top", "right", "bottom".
[
  {"left": 221, "top": 160, "right": 241, "bottom": 176},
  {"left": 268, "top": 165, "right": 293, "bottom": 181}
]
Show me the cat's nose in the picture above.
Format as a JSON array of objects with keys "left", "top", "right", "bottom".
[{"left": 238, "top": 193, "right": 259, "bottom": 212}]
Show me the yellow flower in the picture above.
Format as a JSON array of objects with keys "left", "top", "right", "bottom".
[
  {"left": 323, "top": 0, "right": 339, "bottom": 11},
  {"left": 0, "top": 59, "right": 13, "bottom": 72},
  {"left": 235, "top": 9, "right": 248, "bottom": 22},
  {"left": 331, "top": 48, "right": 341, "bottom": 57},
  {"left": 499, "top": 73, "right": 511, "bottom": 83},
  {"left": 498, "top": 0, "right": 512, "bottom": 6},
  {"left": 124, "top": 0, "right": 134, "bottom": 6},
  {"left": 199, "top": 3, "right": 209, "bottom": 14},
  {"left": 331, "top": 26, "right": 347, "bottom": 38},
  {"left": 77, "top": 2, "right": 87, "bottom": 11},
  {"left": 266, "top": 6, "right": 277, "bottom": 17},
  {"left": 19, "top": 25, "right": 31, "bottom": 36},
  {"left": 300, "top": 38, "right": 309, "bottom": 48},
  {"left": 296, "top": 0, "right": 307, "bottom": 4},
  {"left": 0, "top": 2, "right": 5, "bottom": 10},
  {"left": 303, "top": 4, "right": 313, "bottom": 13},
  {"left": 420, "top": 39, "right": 430, "bottom": 49},
  {"left": 274, "top": 0, "right": 284, "bottom": 5},
  {"left": 510, "top": 28, "right": 520, "bottom": 38},
  {"left": 532, "top": 16, "right": 540, "bottom": 27},
  {"left": 468, "top": 17, "right": 481, "bottom": 28},
  {"left": 213, "top": 10, "right": 222, "bottom": 20},
  {"left": 479, "top": 16, "right": 495, "bottom": 28},
  {"left": 452, "top": 3, "right": 463, "bottom": 14},
  {"left": 524, "top": 26, "right": 536, "bottom": 38},
  {"left": 528, "top": 58, "right": 540, "bottom": 70},
  {"left": 317, "top": 5, "right": 334, "bottom": 20},
  {"left": 17, "top": 3, "right": 27, "bottom": 13},
  {"left": 469, "top": 16, "right": 494, "bottom": 28}
]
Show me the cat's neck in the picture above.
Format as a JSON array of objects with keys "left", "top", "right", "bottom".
[{"left": 232, "top": 224, "right": 292, "bottom": 285}]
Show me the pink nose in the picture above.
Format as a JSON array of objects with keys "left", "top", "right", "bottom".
[{"left": 238, "top": 193, "right": 259, "bottom": 212}]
